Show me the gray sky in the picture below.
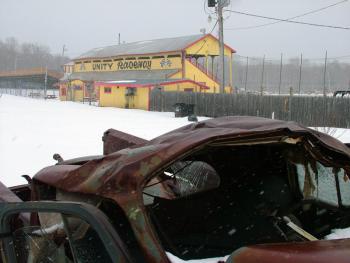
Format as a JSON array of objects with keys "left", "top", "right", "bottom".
[{"left": 0, "top": 0, "right": 349, "bottom": 61}]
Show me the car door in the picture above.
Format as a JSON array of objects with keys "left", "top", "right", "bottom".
[{"left": 0, "top": 201, "right": 132, "bottom": 263}]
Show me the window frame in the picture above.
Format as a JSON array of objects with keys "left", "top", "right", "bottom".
[{"left": 0, "top": 201, "right": 132, "bottom": 263}]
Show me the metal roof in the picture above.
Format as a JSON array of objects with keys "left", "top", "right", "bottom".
[
  {"left": 75, "top": 34, "right": 205, "bottom": 60},
  {"left": 0, "top": 68, "right": 63, "bottom": 80},
  {"left": 61, "top": 69, "right": 179, "bottom": 82}
]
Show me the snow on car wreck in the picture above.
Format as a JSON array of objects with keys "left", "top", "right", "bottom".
[{"left": 1, "top": 116, "right": 350, "bottom": 263}]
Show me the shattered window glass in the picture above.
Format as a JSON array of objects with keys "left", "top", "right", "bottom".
[
  {"left": 9, "top": 212, "right": 113, "bottom": 263},
  {"left": 296, "top": 162, "right": 338, "bottom": 206},
  {"left": 143, "top": 161, "right": 220, "bottom": 201}
]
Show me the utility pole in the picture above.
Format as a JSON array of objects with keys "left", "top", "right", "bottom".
[
  {"left": 244, "top": 56, "right": 249, "bottom": 92},
  {"left": 208, "top": 0, "right": 229, "bottom": 93},
  {"left": 323, "top": 51, "right": 328, "bottom": 97},
  {"left": 278, "top": 53, "right": 283, "bottom": 95},
  {"left": 298, "top": 53, "right": 303, "bottom": 95},
  {"left": 217, "top": 0, "right": 225, "bottom": 93},
  {"left": 260, "top": 55, "right": 265, "bottom": 96},
  {"left": 62, "top": 45, "right": 67, "bottom": 57},
  {"left": 44, "top": 67, "right": 48, "bottom": 99},
  {"left": 118, "top": 33, "right": 121, "bottom": 45}
]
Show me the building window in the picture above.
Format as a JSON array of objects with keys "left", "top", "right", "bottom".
[
  {"left": 125, "top": 57, "right": 136, "bottom": 60},
  {"left": 152, "top": 56, "right": 164, "bottom": 59},
  {"left": 74, "top": 85, "right": 82, "bottom": 90},
  {"left": 104, "top": 87, "right": 112, "bottom": 94},
  {"left": 125, "top": 87, "right": 136, "bottom": 96},
  {"left": 138, "top": 56, "right": 150, "bottom": 60}
]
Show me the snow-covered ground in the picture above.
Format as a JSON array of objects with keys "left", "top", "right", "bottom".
[
  {"left": 0, "top": 95, "right": 208, "bottom": 186},
  {"left": 1, "top": 94, "right": 350, "bottom": 187}
]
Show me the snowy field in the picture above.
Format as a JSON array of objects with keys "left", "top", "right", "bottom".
[
  {"left": 0, "top": 95, "right": 208, "bottom": 186},
  {"left": 1, "top": 94, "right": 350, "bottom": 187}
]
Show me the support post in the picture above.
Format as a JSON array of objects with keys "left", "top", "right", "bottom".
[
  {"left": 278, "top": 53, "right": 283, "bottom": 95},
  {"left": 217, "top": 0, "right": 225, "bottom": 93},
  {"left": 44, "top": 67, "right": 48, "bottom": 99},
  {"left": 260, "top": 55, "right": 265, "bottom": 96},
  {"left": 244, "top": 56, "right": 249, "bottom": 93},
  {"left": 229, "top": 54, "right": 233, "bottom": 92},
  {"left": 323, "top": 51, "right": 328, "bottom": 97},
  {"left": 298, "top": 53, "right": 303, "bottom": 95}
]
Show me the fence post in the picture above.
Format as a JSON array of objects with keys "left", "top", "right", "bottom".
[
  {"left": 323, "top": 51, "right": 328, "bottom": 97},
  {"left": 278, "top": 53, "right": 283, "bottom": 95},
  {"left": 260, "top": 55, "right": 265, "bottom": 96},
  {"left": 244, "top": 56, "right": 249, "bottom": 93},
  {"left": 298, "top": 53, "right": 303, "bottom": 95},
  {"left": 289, "top": 87, "right": 293, "bottom": 121}
]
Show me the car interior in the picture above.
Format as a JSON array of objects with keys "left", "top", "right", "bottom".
[{"left": 143, "top": 140, "right": 350, "bottom": 260}]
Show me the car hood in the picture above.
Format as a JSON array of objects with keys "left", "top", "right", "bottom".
[{"left": 33, "top": 116, "right": 350, "bottom": 201}]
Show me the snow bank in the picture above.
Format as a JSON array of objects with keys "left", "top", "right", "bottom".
[
  {"left": 324, "top": 227, "right": 350, "bottom": 240},
  {"left": 166, "top": 252, "right": 228, "bottom": 263}
]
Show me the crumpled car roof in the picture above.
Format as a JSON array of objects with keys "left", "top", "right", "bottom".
[{"left": 33, "top": 116, "right": 350, "bottom": 200}]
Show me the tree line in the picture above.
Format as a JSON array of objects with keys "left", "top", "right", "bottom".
[{"left": 0, "top": 37, "right": 70, "bottom": 72}]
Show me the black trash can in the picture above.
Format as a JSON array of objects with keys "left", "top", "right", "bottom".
[
  {"left": 174, "top": 103, "right": 188, "bottom": 117},
  {"left": 187, "top": 104, "right": 195, "bottom": 115}
]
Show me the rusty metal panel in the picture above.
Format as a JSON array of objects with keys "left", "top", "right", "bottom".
[
  {"left": 102, "top": 128, "right": 148, "bottom": 155},
  {"left": 227, "top": 239, "right": 350, "bottom": 263}
]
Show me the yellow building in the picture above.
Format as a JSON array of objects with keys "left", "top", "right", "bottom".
[{"left": 59, "top": 33, "right": 236, "bottom": 108}]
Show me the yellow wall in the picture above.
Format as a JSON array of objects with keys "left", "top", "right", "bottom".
[
  {"left": 185, "top": 35, "right": 233, "bottom": 57},
  {"left": 99, "top": 86, "right": 125, "bottom": 107},
  {"left": 74, "top": 56, "right": 182, "bottom": 73},
  {"left": 133, "top": 87, "right": 149, "bottom": 110},
  {"left": 99, "top": 86, "right": 149, "bottom": 110}
]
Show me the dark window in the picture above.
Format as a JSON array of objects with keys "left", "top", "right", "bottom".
[
  {"left": 152, "top": 56, "right": 164, "bottom": 59},
  {"left": 104, "top": 87, "right": 112, "bottom": 94},
  {"left": 167, "top": 54, "right": 181, "bottom": 58},
  {"left": 138, "top": 57, "right": 150, "bottom": 60}
]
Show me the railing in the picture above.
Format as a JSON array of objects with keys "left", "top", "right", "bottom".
[{"left": 186, "top": 59, "right": 219, "bottom": 83}]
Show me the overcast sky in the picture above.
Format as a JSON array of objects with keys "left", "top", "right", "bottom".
[{"left": 0, "top": 0, "right": 349, "bottom": 61}]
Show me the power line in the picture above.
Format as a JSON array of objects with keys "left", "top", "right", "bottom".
[
  {"left": 225, "top": 0, "right": 348, "bottom": 30},
  {"left": 225, "top": 9, "right": 350, "bottom": 31}
]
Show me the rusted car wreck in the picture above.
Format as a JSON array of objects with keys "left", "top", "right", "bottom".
[{"left": 1, "top": 116, "right": 350, "bottom": 262}]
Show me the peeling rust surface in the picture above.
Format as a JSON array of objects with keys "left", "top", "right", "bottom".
[{"left": 103, "top": 128, "right": 148, "bottom": 155}]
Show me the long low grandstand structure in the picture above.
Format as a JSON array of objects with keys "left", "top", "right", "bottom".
[
  {"left": 0, "top": 68, "right": 62, "bottom": 96},
  {"left": 59, "top": 33, "right": 236, "bottom": 110}
]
